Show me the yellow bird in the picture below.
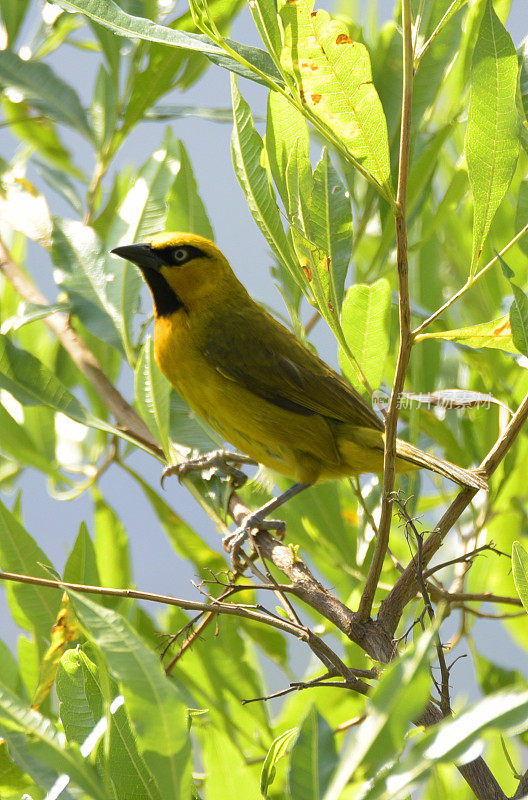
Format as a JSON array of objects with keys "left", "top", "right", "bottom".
[{"left": 112, "top": 233, "right": 486, "bottom": 546}]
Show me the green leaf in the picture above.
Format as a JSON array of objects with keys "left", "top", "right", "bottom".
[
  {"left": 69, "top": 592, "right": 193, "bottom": 800},
  {"left": 265, "top": 90, "right": 310, "bottom": 208},
  {"left": 53, "top": 217, "right": 143, "bottom": 365},
  {"left": 35, "top": 160, "right": 84, "bottom": 216},
  {"left": 0, "top": 332, "right": 93, "bottom": 419},
  {"left": 280, "top": 0, "right": 391, "bottom": 192},
  {"left": 324, "top": 627, "right": 434, "bottom": 800},
  {"left": 56, "top": 649, "right": 100, "bottom": 746},
  {"left": 0, "top": 50, "right": 92, "bottom": 140},
  {"left": 199, "top": 724, "right": 261, "bottom": 800},
  {"left": 465, "top": 0, "right": 520, "bottom": 273},
  {"left": 91, "top": 64, "right": 118, "bottom": 154},
  {"left": 0, "top": 334, "right": 151, "bottom": 458},
  {"left": 135, "top": 336, "right": 171, "bottom": 457},
  {"left": 2, "top": 97, "right": 82, "bottom": 178},
  {"left": 310, "top": 149, "right": 353, "bottom": 311},
  {"left": 63, "top": 522, "right": 100, "bottom": 586},
  {"left": 249, "top": 0, "right": 283, "bottom": 61},
  {"left": 363, "top": 688, "right": 528, "bottom": 800},
  {"left": 109, "top": 127, "right": 183, "bottom": 242},
  {"left": 261, "top": 727, "right": 298, "bottom": 797},
  {"left": 166, "top": 141, "right": 214, "bottom": 238},
  {"left": 519, "top": 38, "right": 528, "bottom": 123},
  {"left": 0, "top": 0, "right": 31, "bottom": 44},
  {"left": 0, "top": 740, "right": 37, "bottom": 798},
  {"left": 473, "top": 650, "right": 526, "bottom": 696},
  {"left": 0, "top": 400, "right": 59, "bottom": 476},
  {"left": 512, "top": 541, "right": 528, "bottom": 613},
  {"left": 0, "top": 680, "right": 106, "bottom": 799},
  {"left": 0, "top": 496, "right": 60, "bottom": 637},
  {"left": 415, "top": 315, "right": 517, "bottom": 353},
  {"left": 0, "top": 300, "right": 70, "bottom": 335},
  {"left": 515, "top": 181, "right": 528, "bottom": 257},
  {"left": 0, "top": 637, "right": 20, "bottom": 694},
  {"left": 498, "top": 254, "right": 528, "bottom": 357},
  {"left": 231, "top": 76, "right": 299, "bottom": 283},
  {"left": 93, "top": 489, "right": 131, "bottom": 593},
  {"left": 289, "top": 707, "right": 337, "bottom": 800},
  {"left": 51, "top": 220, "right": 125, "bottom": 354},
  {"left": 57, "top": 0, "right": 282, "bottom": 87},
  {"left": 339, "top": 279, "right": 391, "bottom": 392},
  {"left": 57, "top": 648, "right": 162, "bottom": 800}
]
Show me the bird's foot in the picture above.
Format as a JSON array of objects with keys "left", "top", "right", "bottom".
[
  {"left": 223, "top": 512, "right": 287, "bottom": 560},
  {"left": 161, "top": 449, "right": 256, "bottom": 489}
]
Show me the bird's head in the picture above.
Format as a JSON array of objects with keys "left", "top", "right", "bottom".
[{"left": 111, "top": 232, "right": 233, "bottom": 315}]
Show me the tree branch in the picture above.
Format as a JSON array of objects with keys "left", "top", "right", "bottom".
[{"left": 357, "top": 0, "right": 414, "bottom": 622}]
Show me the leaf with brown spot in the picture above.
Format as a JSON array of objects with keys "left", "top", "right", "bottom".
[
  {"left": 416, "top": 314, "right": 518, "bottom": 354},
  {"left": 280, "top": 0, "right": 391, "bottom": 190}
]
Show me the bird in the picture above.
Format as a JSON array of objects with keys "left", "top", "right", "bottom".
[{"left": 111, "top": 232, "right": 487, "bottom": 550}]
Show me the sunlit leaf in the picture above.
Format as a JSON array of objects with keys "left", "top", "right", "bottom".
[
  {"left": 261, "top": 727, "right": 298, "bottom": 798},
  {"left": 340, "top": 279, "right": 391, "bottom": 392},
  {"left": 465, "top": 0, "right": 520, "bottom": 273},
  {"left": 70, "top": 592, "right": 192, "bottom": 800},
  {"left": 512, "top": 541, "right": 528, "bottom": 614},
  {"left": 57, "top": 0, "right": 282, "bottom": 87},
  {"left": 280, "top": 0, "right": 391, "bottom": 192},
  {"left": 2, "top": 97, "right": 82, "bottom": 178},
  {"left": 415, "top": 315, "right": 517, "bottom": 353},
  {"left": 515, "top": 181, "right": 528, "bottom": 256},
  {"left": 265, "top": 90, "right": 310, "bottom": 208},
  {"left": 310, "top": 149, "right": 353, "bottom": 310},
  {"left": 135, "top": 336, "right": 171, "bottom": 457},
  {"left": 92, "top": 489, "right": 131, "bottom": 594},
  {"left": 0, "top": 681, "right": 105, "bottom": 799},
  {"left": 231, "top": 76, "right": 299, "bottom": 284},
  {"left": 288, "top": 707, "right": 337, "bottom": 800},
  {"left": 166, "top": 141, "right": 214, "bottom": 238},
  {"left": 0, "top": 496, "right": 61, "bottom": 637},
  {"left": 324, "top": 627, "right": 435, "bottom": 800},
  {"left": 361, "top": 689, "right": 528, "bottom": 800}
]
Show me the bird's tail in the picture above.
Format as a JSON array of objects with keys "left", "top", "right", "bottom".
[{"left": 395, "top": 439, "right": 487, "bottom": 491}]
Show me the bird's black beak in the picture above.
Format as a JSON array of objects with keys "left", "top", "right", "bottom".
[{"left": 111, "top": 243, "right": 162, "bottom": 272}]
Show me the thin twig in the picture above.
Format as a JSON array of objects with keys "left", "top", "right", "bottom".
[
  {"left": 423, "top": 543, "right": 508, "bottom": 578},
  {"left": 393, "top": 494, "right": 451, "bottom": 715},
  {"left": 413, "top": 223, "right": 528, "bottom": 336}
]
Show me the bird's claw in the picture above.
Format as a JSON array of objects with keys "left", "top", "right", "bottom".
[
  {"left": 223, "top": 513, "right": 287, "bottom": 559},
  {"left": 161, "top": 449, "right": 254, "bottom": 489},
  {"left": 161, "top": 462, "right": 191, "bottom": 488}
]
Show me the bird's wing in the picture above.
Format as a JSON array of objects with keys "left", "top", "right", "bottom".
[{"left": 203, "top": 305, "right": 384, "bottom": 431}]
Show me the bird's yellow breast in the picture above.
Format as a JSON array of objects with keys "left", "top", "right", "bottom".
[{"left": 154, "top": 311, "right": 347, "bottom": 484}]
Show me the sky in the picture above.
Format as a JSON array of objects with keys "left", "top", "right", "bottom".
[{"left": 0, "top": 0, "right": 527, "bottom": 703}]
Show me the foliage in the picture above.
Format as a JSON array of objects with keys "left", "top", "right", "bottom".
[{"left": 0, "top": 0, "right": 527, "bottom": 798}]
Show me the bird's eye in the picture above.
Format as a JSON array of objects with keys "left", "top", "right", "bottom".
[{"left": 173, "top": 247, "right": 188, "bottom": 263}]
